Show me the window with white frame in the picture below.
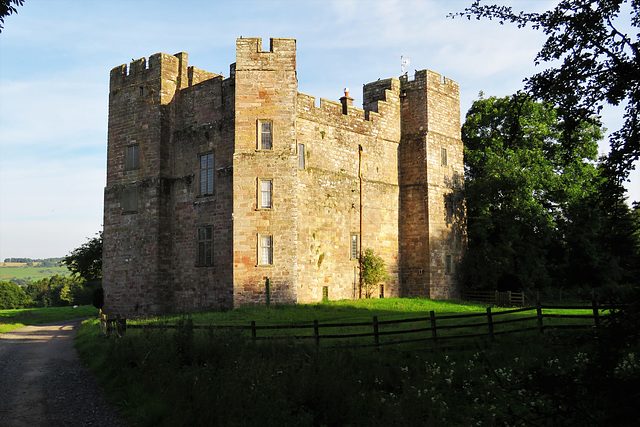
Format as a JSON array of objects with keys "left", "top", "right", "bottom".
[
  {"left": 350, "top": 233, "right": 360, "bottom": 260},
  {"left": 258, "top": 120, "right": 273, "bottom": 150},
  {"left": 259, "top": 234, "right": 273, "bottom": 265},
  {"left": 197, "top": 227, "right": 213, "bottom": 266},
  {"left": 200, "top": 152, "right": 214, "bottom": 196},
  {"left": 258, "top": 179, "right": 272, "bottom": 209}
]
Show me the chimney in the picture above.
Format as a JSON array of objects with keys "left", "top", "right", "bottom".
[{"left": 340, "top": 87, "right": 353, "bottom": 115}]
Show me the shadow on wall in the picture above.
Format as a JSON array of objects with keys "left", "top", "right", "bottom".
[{"left": 444, "top": 171, "right": 466, "bottom": 246}]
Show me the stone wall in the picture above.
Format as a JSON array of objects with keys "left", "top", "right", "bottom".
[{"left": 103, "top": 37, "right": 465, "bottom": 315}]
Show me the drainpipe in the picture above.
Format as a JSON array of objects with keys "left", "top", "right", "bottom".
[{"left": 359, "top": 144, "right": 363, "bottom": 299}]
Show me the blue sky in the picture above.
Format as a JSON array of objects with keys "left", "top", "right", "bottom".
[{"left": 0, "top": 0, "right": 637, "bottom": 260}]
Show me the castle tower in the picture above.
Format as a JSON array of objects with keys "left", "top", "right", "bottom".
[
  {"left": 232, "top": 38, "right": 300, "bottom": 305},
  {"left": 103, "top": 53, "right": 187, "bottom": 314},
  {"left": 399, "top": 70, "right": 465, "bottom": 298}
]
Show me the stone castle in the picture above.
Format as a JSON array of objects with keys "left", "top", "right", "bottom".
[{"left": 102, "top": 37, "right": 465, "bottom": 315}]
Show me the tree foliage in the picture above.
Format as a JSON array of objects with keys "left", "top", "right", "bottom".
[
  {"left": 360, "top": 248, "right": 389, "bottom": 298},
  {"left": 452, "top": 0, "right": 639, "bottom": 183},
  {"left": 461, "top": 94, "right": 638, "bottom": 291},
  {"left": 0, "top": 0, "right": 24, "bottom": 33},
  {"left": 0, "top": 281, "right": 31, "bottom": 309},
  {"left": 62, "top": 232, "right": 103, "bottom": 281}
]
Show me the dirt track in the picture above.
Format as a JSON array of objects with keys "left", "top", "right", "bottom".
[{"left": 0, "top": 319, "right": 127, "bottom": 427}]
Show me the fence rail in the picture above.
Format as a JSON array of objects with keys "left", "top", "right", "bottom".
[
  {"left": 465, "top": 290, "right": 526, "bottom": 306},
  {"left": 102, "top": 302, "right": 619, "bottom": 351}
]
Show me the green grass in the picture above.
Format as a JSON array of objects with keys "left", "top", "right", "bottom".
[
  {"left": 126, "top": 298, "right": 598, "bottom": 351},
  {"left": 0, "top": 265, "right": 70, "bottom": 282},
  {"left": 0, "top": 305, "right": 98, "bottom": 333},
  {"left": 132, "top": 298, "right": 493, "bottom": 325},
  {"left": 75, "top": 299, "right": 638, "bottom": 426}
]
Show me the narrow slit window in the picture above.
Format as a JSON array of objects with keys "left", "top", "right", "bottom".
[
  {"left": 350, "top": 233, "right": 360, "bottom": 260},
  {"left": 298, "top": 143, "right": 305, "bottom": 169},
  {"left": 125, "top": 144, "right": 140, "bottom": 170},
  {"left": 445, "top": 254, "right": 453, "bottom": 275},
  {"left": 197, "top": 227, "right": 213, "bottom": 266},
  {"left": 200, "top": 153, "right": 214, "bottom": 196},
  {"left": 441, "top": 147, "right": 448, "bottom": 166}
]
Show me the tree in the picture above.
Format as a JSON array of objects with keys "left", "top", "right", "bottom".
[
  {"left": 360, "top": 248, "right": 389, "bottom": 298},
  {"left": 452, "top": 0, "right": 639, "bottom": 186},
  {"left": 0, "top": 281, "right": 31, "bottom": 309},
  {"left": 62, "top": 232, "right": 102, "bottom": 282},
  {"left": 462, "top": 94, "right": 610, "bottom": 290},
  {"left": 0, "top": 0, "right": 24, "bottom": 33}
]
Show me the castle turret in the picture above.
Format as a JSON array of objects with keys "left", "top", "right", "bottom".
[
  {"left": 399, "top": 70, "right": 465, "bottom": 298},
  {"left": 232, "top": 38, "right": 300, "bottom": 305},
  {"left": 103, "top": 53, "right": 186, "bottom": 315}
]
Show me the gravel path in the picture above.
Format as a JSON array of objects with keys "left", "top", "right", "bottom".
[{"left": 0, "top": 319, "right": 128, "bottom": 427}]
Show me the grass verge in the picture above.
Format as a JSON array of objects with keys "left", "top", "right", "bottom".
[
  {"left": 0, "top": 305, "right": 98, "bottom": 333},
  {"left": 76, "top": 299, "right": 640, "bottom": 426}
]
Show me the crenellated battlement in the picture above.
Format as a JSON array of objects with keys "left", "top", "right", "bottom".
[
  {"left": 235, "top": 37, "right": 296, "bottom": 71},
  {"left": 297, "top": 77, "right": 400, "bottom": 131},
  {"left": 400, "top": 69, "right": 459, "bottom": 96},
  {"left": 110, "top": 52, "right": 182, "bottom": 92}
]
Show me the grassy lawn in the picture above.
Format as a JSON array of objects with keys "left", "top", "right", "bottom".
[
  {"left": 125, "top": 298, "right": 598, "bottom": 351},
  {"left": 0, "top": 305, "right": 98, "bottom": 334},
  {"left": 75, "top": 298, "right": 638, "bottom": 426}
]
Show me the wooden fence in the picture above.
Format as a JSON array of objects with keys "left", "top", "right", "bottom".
[
  {"left": 465, "top": 290, "right": 526, "bottom": 307},
  {"left": 103, "top": 302, "right": 618, "bottom": 351}
]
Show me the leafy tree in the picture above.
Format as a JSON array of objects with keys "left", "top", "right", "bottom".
[
  {"left": 452, "top": 0, "right": 639, "bottom": 186},
  {"left": 25, "top": 275, "right": 87, "bottom": 307},
  {"left": 462, "top": 94, "right": 609, "bottom": 290},
  {"left": 0, "top": 0, "right": 24, "bottom": 33},
  {"left": 360, "top": 248, "right": 389, "bottom": 298},
  {"left": 0, "top": 281, "right": 31, "bottom": 309},
  {"left": 63, "top": 232, "right": 102, "bottom": 282}
]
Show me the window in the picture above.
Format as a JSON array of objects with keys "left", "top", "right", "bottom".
[
  {"left": 259, "top": 179, "right": 272, "bottom": 209},
  {"left": 197, "top": 227, "right": 213, "bottom": 266},
  {"left": 298, "top": 143, "right": 305, "bottom": 169},
  {"left": 258, "top": 120, "right": 272, "bottom": 150},
  {"left": 441, "top": 147, "right": 448, "bottom": 166},
  {"left": 125, "top": 144, "right": 140, "bottom": 170},
  {"left": 259, "top": 234, "right": 273, "bottom": 265},
  {"left": 200, "top": 153, "right": 214, "bottom": 196},
  {"left": 121, "top": 185, "right": 138, "bottom": 214},
  {"left": 445, "top": 254, "right": 453, "bottom": 275},
  {"left": 350, "top": 233, "right": 360, "bottom": 260}
]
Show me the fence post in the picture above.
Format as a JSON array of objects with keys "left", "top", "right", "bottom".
[
  {"left": 429, "top": 311, "right": 438, "bottom": 350},
  {"left": 251, "top": 321, "right": 256, "bottom": 341},
  {"left": 592, "top": 300, "right": 601, "bottom": 328},
  {"left": 373, "top": 316, "right": 380, "bottom": 351},
  {"left": 314, "top": 319, "right": 320, "bottom": 348},
  {"left": 536, "top": 301, "right": 544, "bottom": 334},
  {"left": 486, "top": 307, "right": 495, "bottom": 342}
]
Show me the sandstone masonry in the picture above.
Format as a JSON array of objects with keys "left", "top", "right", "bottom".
[{"left": 103, "top": 37, "right": 466, "bottom": 315}]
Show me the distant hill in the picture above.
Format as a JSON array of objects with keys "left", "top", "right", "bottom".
[
  {"left": 0, "top": 262, "right": 70, "bottom": 285},
  {"left": 2, "top": 257, "right": 62, "bottom": 267}
]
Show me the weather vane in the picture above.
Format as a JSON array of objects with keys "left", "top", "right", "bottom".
[{"left": 401, "top": 54, "right": 410, "bottom": 75}]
